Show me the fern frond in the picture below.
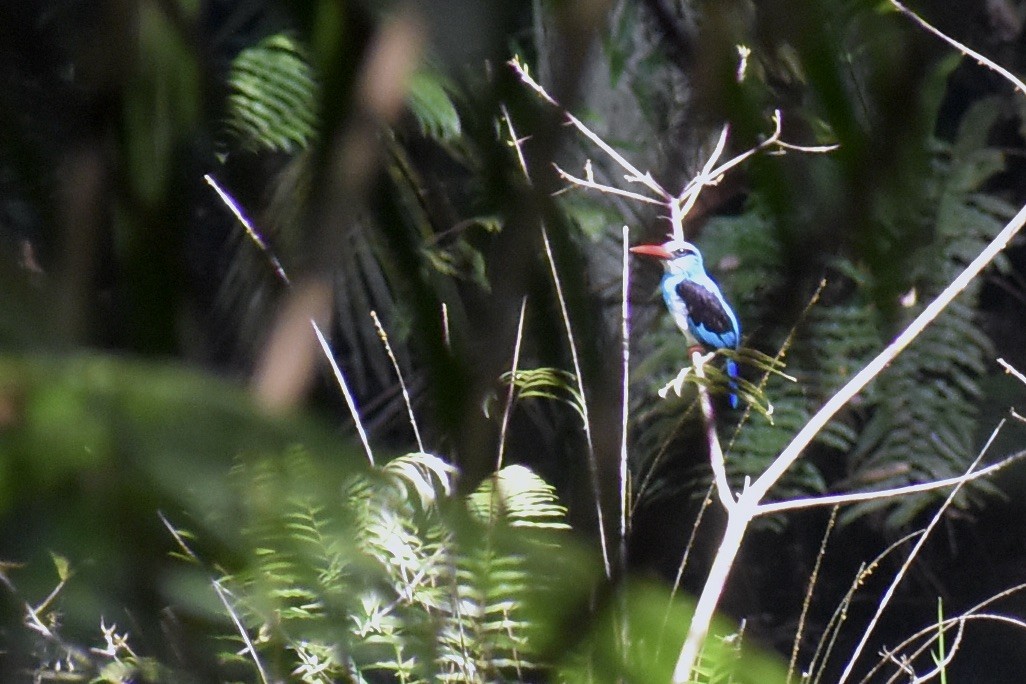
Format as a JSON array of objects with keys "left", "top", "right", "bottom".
[
  {"left": 468, "top": 464, "right": 571, "bottom": 530},
  {"left": 844, "top": 98, "right": 1007, "bottom": 527},
  {"left": 224, "top": 33, "right": 319, "bottom": 153},
  {"left": 499, "top": 367, "right": 586, "bottom": 422}
]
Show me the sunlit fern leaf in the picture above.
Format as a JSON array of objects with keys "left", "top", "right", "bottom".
[
  {"left": 446, "top": 465, "right": 569, "bottom": 679},
  {"left": 224, "top": 33, "right": 319, "bottom": 153},
  {"left": 379, "top": 451, "right": 460, "bottom": 508},
  {"left": 467, "top": 464, "right": 571, "bottom": 530},
  {"left": 224, "top": 449, "right": 569, "bottom": 682}
]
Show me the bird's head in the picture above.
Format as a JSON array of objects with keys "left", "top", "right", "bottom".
[{"left": 629, "top": 239, "right": 704, "bottom": 275}]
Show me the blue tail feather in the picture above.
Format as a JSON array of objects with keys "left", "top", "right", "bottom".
[{"left": 726, "top": 358, "right": 739, "bottom": 409}]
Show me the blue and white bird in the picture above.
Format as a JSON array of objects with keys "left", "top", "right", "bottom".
[{"left": 631, "top": 239, "right": 741, "bottom": 407}]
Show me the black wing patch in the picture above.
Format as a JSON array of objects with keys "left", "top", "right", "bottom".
[{"left": 675, "top": 280, "right": 732, "bottom": 334}]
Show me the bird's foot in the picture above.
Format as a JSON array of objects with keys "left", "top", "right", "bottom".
[
  {"left": 658, "top": 367, "right": 694, "bottom": 398},
  {"left": 687, "top": 346, "right": 716, "bottom": 367}
]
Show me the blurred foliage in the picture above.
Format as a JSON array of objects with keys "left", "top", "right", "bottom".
[
  {"left": 220, "top": 453, "right": 587, "bottom": 682},
  {"left": 0, "top": 0, "right": 1025, "bottom": 681}
]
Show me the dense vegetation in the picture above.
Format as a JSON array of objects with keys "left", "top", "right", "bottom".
[{"left": 1, "top": 0, "right": 1025, "bottom": 682}]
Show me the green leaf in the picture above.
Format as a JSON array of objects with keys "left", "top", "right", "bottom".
[{"left": 405, "top": 69, "right": 461, "bottom": 141}]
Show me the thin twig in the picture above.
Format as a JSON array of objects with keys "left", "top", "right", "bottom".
[
  {"left": 787, "top": 506, "right": 837, "bottom": 684},
  {"left": 758, "top": 449, "right": 1026, "bottom": 515},
  {"left": 672, "top": 125, "right": 731, "bottom": 239},
  {"left": 497, "top": 297, "right": 529, "bottom": 471},
  {"left": 510, "top": 57, "right": 671, "bottom": 200},
  {"left": 619, "top": 225, "right": 631, "bottom": 576},
  {"left": 837, "top": 420, "right": 1004, "bottom": 683},
  {"left": 542, "top": 224, "right": 612, "bottom": 578},
  {"left": 807, "top": 531, "right": 924, "bottom": 682},
  {"left": 998, "top": 357, "right": 1026, "bottom": 385},
  {"left": 859, "top": 582, "right": 1026, "bottom": 683},
  {"left": 691, "top": 351, "right": 734, "bottom": 510},
  {"left": 441, "top": 302, "right": 451, "bottom": 350},
  {"left": 555, "top": 165, "right": 667, "bottom": 205},
  {"left": 204, "top": 174, "right": 289, "bottom": 286},
  {"left": 159, "top": 512, "right": 270, "bottom": 684},
  {"left": 891, "top": 0, "right": 1026, "bottom": 94},
  {"left": 313, "top": 322, "right": 375, "bottom": 465},
  {"left": 371, "top": 310, "right": 424, "bottom": 453}
]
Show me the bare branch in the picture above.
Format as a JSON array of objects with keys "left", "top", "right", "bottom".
[
  {"left": 758, "top": 444, "right": 1026, "bottom": 515},
  {"left": 555, "top": 165, "right": 666, "bottom": 205},
  {"left": 891, "top": 0, "right": 1026, "bottom": 95},
  {"left": 510, "top": 57, "right": 671, "bottom": 200}
]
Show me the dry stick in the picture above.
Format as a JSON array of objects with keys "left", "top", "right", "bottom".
[
  {"left": 502, "top": 105, "right": 613, "bottom": 578},
  {"left": 807, "top": 530, "right": 924, "bottom": 682},
  {"left": 370, "top": 310, "right": 424, "bottom": 453},
  {"left": 618, "top": 225, "right": 633, "bottom": 659},
  {"left": 886, "top": 619, "right": 965, "bottom": 684},
  {"left": 312, "top": 323, "right": 376, "bottom": 466},
  {"left": 204, "top": 174, "right": 290, "bottom": 286},
  {"left": 542, "top": 225, "right": 612, "bottom": 579},
  {"left": 861, "top": 582, "right": 1026, "bottom": 683},
  {"left": 879, "top": 613, "right": 1026, "bottom": 684},
  {"left": 204, "top": 172, "right": 377, "bottom": 466},
  {"left": 619, "top": 226, "right": 631, "bottom": 575},
  {"left": 998, "top": 357, "right": 1026, "bottom": 385},
  {"left": 672, "top": 190, "right": 1026, "bottom": 684},
  {"left": 159, "top": 511, "right": 270, "bottom": 684},
  {"left": 510, "top": 57, "right": 670, "bottom": 201},
  {"left": 441, "top": 302, "right": 451, "bottom": 350},
  {"left": 891, "top": 0, "right": 1026, "bottom": 95},
  {"left": 670, "top": 111, "right": 837, "bottom": 243},
  {"left": 837, "top": 422, "right": 1004, "bottom": 683},
  {"left": 786, "top": 506, "right": 838, "bottom": 684},
  {"left": 497, "top": 297, "right": 529, "bottom": 472},
  {"left": 671, "top": 125, "right": 731, "bottom": 241}
]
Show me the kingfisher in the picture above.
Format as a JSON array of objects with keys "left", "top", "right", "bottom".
[{"left": 631, "top": 239, "right": 741, "bottom": 408}]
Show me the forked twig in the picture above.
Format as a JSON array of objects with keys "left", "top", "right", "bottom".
[{"left": 837, "top": 421, "right": 1003, "bottom": 682}]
